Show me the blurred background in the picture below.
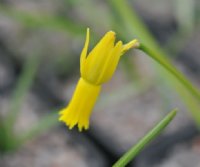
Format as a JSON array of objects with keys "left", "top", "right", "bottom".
[{"left": 0, "top": 0, "right": 200, "bottom": 167}]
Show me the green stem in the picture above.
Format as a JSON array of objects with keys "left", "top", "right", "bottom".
[
  {"left": 113, "top": 109, "right": 177, "bottom": 167},
  {"left": 108, "top": 0, "right": 200, "bottom": 123},
  {"left": 138, "top": 43, "right": 200, "bottom": 101},
  {"left": 109, "top": 0, "right": 200, "bottom": 101}
]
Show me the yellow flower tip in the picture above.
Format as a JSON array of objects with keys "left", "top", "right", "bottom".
[
  {"left": 106, "top": 31, "right": 116, "bottom": 38},
  {"left": 58, "top": 109, "right": 65, "bottom": 116},
  {"left": 122, "top": 39, "right": 140, "bottom": 54},
  {"left": 78, "top": 124, "right": 89, "bottom": 132},
  {"left": 58, "top": 116, "right": 63, "bottom": 122},
  {"left": 69, "top": 124, "right": 75, "bottom": 130}
]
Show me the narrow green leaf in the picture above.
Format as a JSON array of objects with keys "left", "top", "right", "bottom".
[
  {"left": 0, "top": 5, "right": 85, "bottom": 36},
  {"left": 113, "top": 109, "right": 177, "bottom": 167},
  {"left": 6, "top": 55, "right": 40, "bottom": 131}
]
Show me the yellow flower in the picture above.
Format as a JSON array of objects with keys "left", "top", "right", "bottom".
[{"left": 59, "top": 28, "right": 139, "bottom": 131}]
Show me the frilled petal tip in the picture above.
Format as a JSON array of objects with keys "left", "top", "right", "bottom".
[
  {"left": 59, "top": 109, "right": 89, "bottom": 131},
  {"left": 59, "top": 78, "right": 101, "bottom": 131}
]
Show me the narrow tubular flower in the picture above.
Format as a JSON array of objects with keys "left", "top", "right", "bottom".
[{"left": 59, "top": 28, "right": 139, "bottom": 131}]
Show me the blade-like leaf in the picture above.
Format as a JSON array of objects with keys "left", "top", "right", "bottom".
[
  {"left": 113, "top": 109, "right": 177, "bottom": 167},
  {"left": 6, "top": 55, "right": 40, "bottom": 131}
]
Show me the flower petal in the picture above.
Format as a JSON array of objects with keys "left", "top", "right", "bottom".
[
  {"left": 82, "top": 31, "right": 116, "bottom": 83},
  {"left": 96, "top": 41, "right": 123, "bottom": 84},
  {"left": 80, "top": 28, "right": 90, "bottom": 74}
]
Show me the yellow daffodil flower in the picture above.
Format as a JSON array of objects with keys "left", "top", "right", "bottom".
[{"left": 59, "top": 28, "right": 139, "bottom": 131}]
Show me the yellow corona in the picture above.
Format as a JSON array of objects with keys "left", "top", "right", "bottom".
[{"left": 59, "top": 28, "right": 139, "bottom": 131}]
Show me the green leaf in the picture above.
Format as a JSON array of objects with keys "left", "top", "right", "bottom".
[
  {"left": 113, "top": 109, "right": 177, "bottom": 167},
  {"left": 0, "top": 5, "right": 85, "bottom": 36},
  {"left": 6, "top": 55, "right": 40, "bottom": 132},
  {"left": 0, "top": 55, "right": 40, "bottom": 152}
]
